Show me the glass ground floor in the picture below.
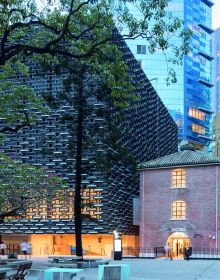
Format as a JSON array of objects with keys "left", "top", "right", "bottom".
[
  {"left": 0, "top": 234, "right": 139, "bottom": 257},
  {"left": 166, "top": 232, "right": 191, "bottom": 258}
]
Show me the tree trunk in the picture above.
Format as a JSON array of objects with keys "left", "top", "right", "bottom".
[{"left": 74, "top": 70, "right": 84, "bottom": 258}]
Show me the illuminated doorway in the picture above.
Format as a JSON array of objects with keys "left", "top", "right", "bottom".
[{"left": 166, "top": 232, "right": 190, "bottom": 258}]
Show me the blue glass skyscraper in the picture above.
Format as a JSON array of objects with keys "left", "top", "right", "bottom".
[
  {"left": 125, "top": 0, "right": 213, "bottom": 150},
  {"left": 212, "top": 27, "right": 220, "bottom": 114}
]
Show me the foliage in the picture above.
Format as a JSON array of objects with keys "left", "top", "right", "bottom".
[
  {"left": 0, "top": 0, "right": 191, "bottom": 133},
  {"left": 0, "top": 0, "right": 192, "bottom": 257},
  {"left": 0, "top": 0, "right": 192, "bottom": 135},
  {"left": 0, "top": 58, "right": 47, "bottom": 134},
  {"left": 0, "top": 152, "right": 66, "bottom": 222},
  {"left": 0, "top": 0, "right": 191, "bottom": 71}
]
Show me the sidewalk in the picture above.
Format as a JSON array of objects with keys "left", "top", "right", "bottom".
[{"left": 26, "top": 257, "right": 220, "bottom": 280}]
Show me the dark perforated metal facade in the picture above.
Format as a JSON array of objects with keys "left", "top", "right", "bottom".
[{"left": 0, "top": 34, "right": 178, "bottom": 235}]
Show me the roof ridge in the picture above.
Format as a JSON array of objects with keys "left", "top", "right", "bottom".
[{"left": 139, "top": 150, "right": 220, "bottom": 170}]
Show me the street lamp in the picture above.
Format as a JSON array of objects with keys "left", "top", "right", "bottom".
[
  {"left": 113, "top": 230, "right": 122, "bottom": 260},
  {"left": 208, "top": 235, "right": 216, "bottom": 249}
]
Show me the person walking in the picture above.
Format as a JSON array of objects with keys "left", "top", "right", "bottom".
[
  {"left": 0, "top": 242, "right": 6, "bottom": 256},
  {"left": 165, "top": 243, "right": 172, "bottom": 260},
  {"left": 185, "top": 247, "right": 192, "bottom": 260},
  {"left": 28, "top": 243, "right": 32, "bottom": 259},
  {"left": 20, "top": 242, "right": 29, "bottom": 259},
  {"left": 168, "top": 243, "right": 173, "bottom": 260}
]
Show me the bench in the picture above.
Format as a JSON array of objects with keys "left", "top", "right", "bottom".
[
  {"left": 44, "top": 268, "right": 84, "bottom": 280},
  {"left": 98, "top": 264, "right": 130, "bottom": 280},
  {"left": 47, "top": 263, "right": 78, "bottom": 268},
  {"left": 0, "top": 268, "right": 12, "bottom": 280},
  {"left": 77, "top": 259, "right": 110, "bottom": 269},
  {"left": 97, "top": 260, "right": 110, "bottom": 265},
  {"left": 4, "top": 262, "right": 32, "bottom": 280},
  {"left": 26, "top": 268, "right": 45, "bottom": 280},
  {"left": 28, "top": 268, "right": 85, "bottom": 280},
  {"left": 48, "top": 257, "right": 80, "bottom": 263},
  {"left": 6, "top": 261, "right": 32, "bottom": 267}
]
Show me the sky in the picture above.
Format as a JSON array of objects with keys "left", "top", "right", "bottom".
[
  {"left": 212, "top": 0, "right": 220, "bottom": 29},
  {"left": 37, "top": 0, "right": 220, "bottom": 29}
]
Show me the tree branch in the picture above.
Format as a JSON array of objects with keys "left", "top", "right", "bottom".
[
  {"left": 0, "top": 111, "right": 30, "bottom": 134},
  {"left": 0, "top": 206, "right": 23, "bottom": 223}
]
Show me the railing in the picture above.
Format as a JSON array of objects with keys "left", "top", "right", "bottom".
[
  {"left": 122, "top": 247, "right": 220, "bottom": 259},
  {"left": 154, "top": 247, "right": 165, "bottom": 258},
  {"left": 7, "top": 244, "right": 220, "bottom": 259},
  {"left": 192, "top": 248, "right": 220, "bottom": 258},
  {"left": 40, "top": 247, "right": 45, "bottom": 256},
  {"left": 6, "top": 244, "right": 20, "bottom": 255},
  {"left": 101, "top": 248, "right": 106, "bottom": 256},
  {"left": 122, "top": 247, "right": 139, "bottom": 257},
  {"left": 122, "top": 247, "right": 156, "bottom": 258}
]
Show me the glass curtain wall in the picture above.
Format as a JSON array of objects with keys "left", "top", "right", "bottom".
[
  {"left": 123, "top": 0, "right": 213, "bottom": 149},
  {"left": 184, "top": 0, "right": 213, "bottom": 148}
]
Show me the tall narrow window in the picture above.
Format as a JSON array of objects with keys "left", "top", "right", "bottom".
[
  {"left": 172, "top": 201, "right": 186, "bottom": 220},
  {"left": 172, "top": 169, "right": 186, "bottom": 188}
]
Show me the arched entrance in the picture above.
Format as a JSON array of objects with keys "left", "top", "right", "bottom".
[{"left": 166, "top": 232, "right": 190, "bottom": 258}]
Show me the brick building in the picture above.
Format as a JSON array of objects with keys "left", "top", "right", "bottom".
[{"left": 139, "top": 144, "right": 220, "bottom": 258}]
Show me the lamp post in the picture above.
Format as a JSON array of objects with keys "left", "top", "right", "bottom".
[
  {"left": 209, "top": 235, "right": 216, "bottom": 250},
  {"left": 113, "top": 230, "right": 122, "bottom": 260},
  {"left": 213, "top": 236, "right": 216, "bottom": 251}
]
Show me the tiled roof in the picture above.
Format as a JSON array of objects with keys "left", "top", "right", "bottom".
[{"left": 139, "top": 147, "right": 220, "bottom": 170}]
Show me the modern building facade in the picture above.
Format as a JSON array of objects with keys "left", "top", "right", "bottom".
[
  {"left": 212, "top": 27, "right": 220, "bottom": 114},
  {"left": 211, "top": 28, "right": 220, "bottom": 156},
  {"left": 0, "top": 35, "right": 178, "bottom": 256},
  {"left": 125, "top": 0, "right": 213, "bottom": 150},
  {"left": 139, "top": 144, "right": 220, "bottom": 258}
]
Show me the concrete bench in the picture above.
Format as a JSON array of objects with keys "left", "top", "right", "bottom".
[
  {"left": 77, "top": 259, "right": 110, "bottom": 269},
  {"left": 48, "top": 256, "right": 80, "bottom": 260},
  {"left": 48, "top": 257, "right": 80, "bottom": 263},
  {"left": 27, "top": 268, "right": 45, "bottom": 280},
  {"left": 27, "top": 268, "right": 85, "bottom": 280},
  {"left": 44, "top": 268, "right": 84, "bottom": 280},
  {"left": 47, "top": 263, "right": 78, "bottom": 268},
  {"left": 98, "top": 264, "right": 130, "bottom": 280},
  {"left": 97, "top": 260, "right": 110, "bottom": 265}
]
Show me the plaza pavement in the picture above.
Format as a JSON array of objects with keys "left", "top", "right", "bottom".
[{"left": 27, "top": 257, "right": 220, "bottom": 280}]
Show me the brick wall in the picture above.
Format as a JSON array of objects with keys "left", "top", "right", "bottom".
[{"left": 140, "top": 165, "right": 220, "bottom": 249}]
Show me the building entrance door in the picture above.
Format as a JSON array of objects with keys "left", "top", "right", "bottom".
[{"left": 166, "top": 232, "right": 190, "bottom": 258}]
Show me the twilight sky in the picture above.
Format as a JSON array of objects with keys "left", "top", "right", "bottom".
[
  {"left": 212, "top": 0, "right": 220, "bottom": 29},
  {"left": 37, "top": 0, "right": 220, "bottom": 29}
]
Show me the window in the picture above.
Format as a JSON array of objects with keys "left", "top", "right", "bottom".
[
  {"left": 189, "top": 108, "right": 205, "bottom": 120},
  {"left": 172, "top": 201, "right": 186, "bottom": 220},
  {"left": 137, "top": 45, "right": 146, "bottom": 54},
  {"left": 192, "top": 123, "right": 205, "bottom": 134},
  {"left": 172, "top": 169, "right": 186, "bottom": 188}
]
